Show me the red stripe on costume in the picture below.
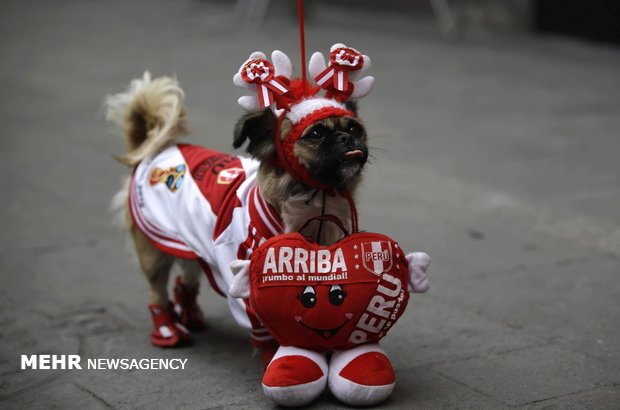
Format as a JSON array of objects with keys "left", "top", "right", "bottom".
[
  {"left": 197, "top": 259, "right": 226, "bottom": 297},
  {"left": 178, "top": 144, "right": 246, "bottom": 240},
  {"left": 139, "top": 235, "right": 197, "bottom": 259},
  {"left": 129, "top": 207, "right": 198, "bottom": 260},
  {"left": 244, "top": 299, "right": 263, "bottom": 329},
  {"left": 243, "top": 299, "right": 276, "bottom": 347},
  {"left": 237, "top": 186, "right": 284, "bottom": 264},
  {"left": 236, "top": 187, "right": 283, "bottom": 263},
  {"left": 255, "top": 187, "right": 284, "bottom": 231},
  {"left": 249, "top": 187, "right": 284, "bottom": 239},
  {"left": 251, "top": 189, "right": 279, "bottom": 236},
  {"left": 129, "top": 177, "right": 189, "bottom": 247},
  {"left": 128, "top": 175, "right": 197, "bottom": 259},
  {"left": 237, "top": 236, "right": 252, "bottom": 260}
]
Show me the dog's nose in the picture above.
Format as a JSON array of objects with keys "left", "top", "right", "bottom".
[{"left": 335, "top": 132, "right": 352, "bottom": 145}]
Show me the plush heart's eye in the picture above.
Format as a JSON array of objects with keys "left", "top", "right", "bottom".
[
  {"left": 299, "top": 286, "right": 317, "bottom": 308},
  {"left": 329, "top": 285, "right": 346, "bottom": 306}
]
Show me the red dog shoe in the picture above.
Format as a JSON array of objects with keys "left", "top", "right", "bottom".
[
  {"left": 149, "top": 303, "right": 192, "bottom": 347},
  {"left": 329, "top": 344, "right": 395, "bottom": 406},
  {"left": 173, "top": 276, "right": 206, "bottom": 331},
  {"left": 262, "top": 346, "right": 328, "bottom": 406}
]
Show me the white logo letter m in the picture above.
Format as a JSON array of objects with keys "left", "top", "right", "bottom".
[{"left": 21, "top": 355, "right": 37, "bottom": 369}]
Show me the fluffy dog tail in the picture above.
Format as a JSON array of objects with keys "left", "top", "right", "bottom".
[{"left": 105, "top": 71, "right": 188, "bottom": 166}]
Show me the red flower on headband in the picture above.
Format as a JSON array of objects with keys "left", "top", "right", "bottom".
[
  {"left": 314, "top": 47, "right": 364, "bottom": 101},
  {"left": 331, "top": 47, "right": 364, "bottom": 71},
  {"left": 240, "top": 58, "right": 292, "bottom": 110},
  {"left": 241, "top": 59, "right": 272, "bottom": 82}
]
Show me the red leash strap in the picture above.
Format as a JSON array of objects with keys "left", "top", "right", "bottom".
[
  {"left": 284, "top": 0, "right": 360, "bottom": 238},
  {"left": 297, "top": 0, "right": 307, "bottom": 94}
]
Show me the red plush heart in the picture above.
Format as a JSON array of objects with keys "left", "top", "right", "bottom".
[{"left": 248, "top": 232, "right": 410, "bottom": 351}]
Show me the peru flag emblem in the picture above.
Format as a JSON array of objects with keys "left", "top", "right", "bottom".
[{"left": 361, "top": 241, "right": 393, "bottom": 275}]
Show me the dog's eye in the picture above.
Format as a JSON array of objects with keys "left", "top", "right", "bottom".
[
  {"left": 306, "top": 127, "right": 325, "bottom": 140},
  {"left": 348, "top": 123, "right": 362, "bottom": 136},
  {"left": 329, "top": 285, "right": 346, "bottom": 306},
  {"left": 299, "top": 286, "right": 317, "bottom": 308}
]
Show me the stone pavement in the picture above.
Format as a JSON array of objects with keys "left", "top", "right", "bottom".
[{"left": 1, "top": 1, "right": 619, "bottom": 408}]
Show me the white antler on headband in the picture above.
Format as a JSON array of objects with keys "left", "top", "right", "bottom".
[
  {"left": 308, "top": 43, "right": 375, "bottom": 101},
  {"left": 233, "top": 50, "right": 293, "bottom": 112}
]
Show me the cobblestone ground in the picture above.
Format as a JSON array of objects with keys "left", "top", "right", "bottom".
[{"left": 1, "top": 1, "right": 619, "bottom": 408}]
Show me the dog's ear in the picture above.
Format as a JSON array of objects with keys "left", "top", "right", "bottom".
[
  {"left": 233, "top": 108, "right": 277, "bottom": 161},
  {"left": 344, "top": 100, "right": 358, "bottom": 116}
]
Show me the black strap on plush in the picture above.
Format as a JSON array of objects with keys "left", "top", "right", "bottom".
[
  {"left": 298, "top": 214, "right": 350, "bottom": 238},
  {"left": 297, "top": 189, "right": 359, "bottom": 242}
]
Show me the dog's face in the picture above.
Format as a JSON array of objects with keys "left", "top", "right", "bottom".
[
  {"left": 233, "top": 104, "right": 368, "bottom": 192},
  {"left": 290, "top": 116, "right": 368, "bottom": 188}
]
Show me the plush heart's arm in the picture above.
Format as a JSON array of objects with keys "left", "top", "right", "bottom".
[
  {"left": 229, "top": 260, "right": 251, "bottom": 299},
  {"left": 405, "top": 252, "right": 430, "bottom": 293}
]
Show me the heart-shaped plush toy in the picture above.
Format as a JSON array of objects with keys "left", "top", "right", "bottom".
[
  {"left": 245, "top": 232, "right": 410, "bottom": 351},
  {"left": 229, "top": 229, "right": 430, "bottom": 407}
]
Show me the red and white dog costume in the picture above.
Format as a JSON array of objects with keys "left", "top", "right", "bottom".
[{"left": 130, "top": 144, "right": 285, "bottom": 348}]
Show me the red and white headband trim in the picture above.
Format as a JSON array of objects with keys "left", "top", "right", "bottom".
[{"left": 284, "top": 98, "right": 346, "bottom": 124}]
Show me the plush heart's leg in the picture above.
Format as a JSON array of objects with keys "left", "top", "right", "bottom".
[
  {"left": 262, "top": 346, "right": 328, "bottom": 407},
  {"left": 328, "top": 343, "right": 395, "bottom": 406}
]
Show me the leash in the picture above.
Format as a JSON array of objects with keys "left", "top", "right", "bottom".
[{"left": 297, "top": 0, "right": 307, "bottom": 94}]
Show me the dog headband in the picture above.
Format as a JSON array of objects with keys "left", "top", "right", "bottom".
[{"left": 233, "top": 44, "right": 375, "bottom": 189}]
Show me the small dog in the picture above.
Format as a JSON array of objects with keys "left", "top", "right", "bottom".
[{"left": 106, "top": 45, "right": 375, "bottom": 361}]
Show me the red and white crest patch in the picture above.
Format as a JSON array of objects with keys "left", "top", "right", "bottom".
[
  {"left": 217, "top": 167, "right": 244, "bottom": 185},
  {"left": 361, "top": 241, "right": 393, "bottom": 276}
]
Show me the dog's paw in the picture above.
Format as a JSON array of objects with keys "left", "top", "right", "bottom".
[{"left": 149, "top": 303, "right": 192, "bottom": 348}]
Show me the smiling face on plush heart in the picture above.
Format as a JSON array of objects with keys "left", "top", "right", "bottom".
[{"left": 248, "top": 232, "right": 410, "bottom": 351}]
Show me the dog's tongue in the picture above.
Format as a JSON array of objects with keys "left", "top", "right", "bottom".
[{"left": 343, "top": 150, "right": 364, "bottom": 159}]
